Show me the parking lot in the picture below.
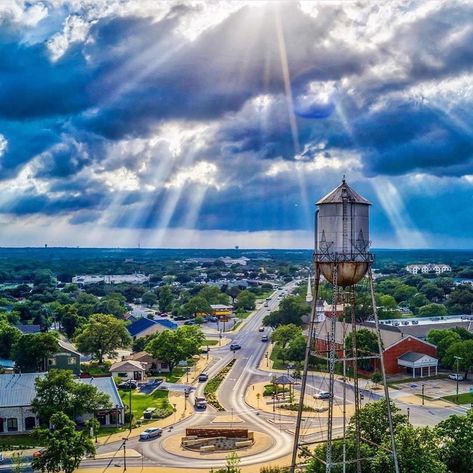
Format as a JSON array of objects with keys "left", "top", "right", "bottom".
[{"left": 395, "top": 377, "right": 473, "bottom": 399}]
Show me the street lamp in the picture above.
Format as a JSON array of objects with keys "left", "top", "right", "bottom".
[
  {"left": 265, "top": 352, "right": 269, "bottom": 367},
  {"left": 407, "top": 407, "right": 410, "bottom": 422},
  {"left": 206, "top": 345, "right": 209, "bottom": 360},
  {"left": 122, "top": 437, "right": 127, "bottom": 472},
  {"left": 421, "top": 384, "right": 425, "bottom": 406},
  {"left": 454, "top": 356, "right": 462, "bottom": 403}
]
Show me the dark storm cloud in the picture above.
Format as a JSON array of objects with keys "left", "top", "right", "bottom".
[{"left": 0, "top": 0, "right": 473, "bottom": 242}]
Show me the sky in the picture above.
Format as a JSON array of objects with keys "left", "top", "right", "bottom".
[{"left": 0, "top": 0, "right": 472, "bottom": 249}]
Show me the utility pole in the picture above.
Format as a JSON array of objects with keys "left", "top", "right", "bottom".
[
  {"left": 422, "top": 383, "right": 425, "bottom": 406},
  {"left": 128, "top": 383, "right": 132, "bottom": 433},
  {"left": 122, "top": 438, "right": 127, "bottom": 472},
  {"left": 455, "top": 356, "right": 462, "bottom": 403}
]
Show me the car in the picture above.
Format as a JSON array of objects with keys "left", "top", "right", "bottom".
[
  {"left": 264, "top": 302, "right": 269, "bottom": 307},
  {"left": 265, "top": 297, "right": 271, "bottom": 301},
  {"left": 448, "top": 373, "right": 464, "bottom": 381},
  {"left": 198, "top": 373, "right": 209, "bottom": 382},
  {"left": 402, "top": 321, "right": 409, "bottom": 326},
  {"left": 143, "top": 407, "right": 157, "bottom": 419},
  {"left": 173, "top": 315, "right": 186, "bottom": 321},
  {"left": 258, "top": 327, "right": 265, "bottom": 332},
  {"left": 412, "top": 320, "right": 419, "bottom": 325},
  {"left": 230, "top": 343, "right": 241, "bottom": 350},
  {"left": 184, "top": 319, "right": 197, "bottom": 325},
  {"left": 139, "top": 428, "right": 162, "bottom": 440},
  {"left": 314, "top": 391, "right": 332, "bottom": 399},
  {"left": 194, "top": 396, "right": 207, "bottom": 409},
  {"left": 261, "top": 335, "right": 269, "bottom": 342},
  {"left": 118, "top": 380, "right": 138, "bottom": 390}
]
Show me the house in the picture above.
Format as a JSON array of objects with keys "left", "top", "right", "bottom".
[
  {"left": 0, "top": 373, "right": 124, "bottom": 434},
  {"left": 15, "top": 324, "right": 41, "bottom": 334},
  {"left": 126, "top": 351, "right": 170, "bottom": 374},
  {"left": 110, "top": 360, "right": 146, "bottom": 381},
  {"left": 47, "top": 340, "right": 81, "bottom": 375},
  {"left": 127, "top": 317, "right": 177, "bottom": 339},
  {"left": 314, "top": 321, "right": 438, "bottom": 377}
]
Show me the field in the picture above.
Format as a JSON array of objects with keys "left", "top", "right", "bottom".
[{"left": 119, "top": 389, "right": 172, "bottom": 421}]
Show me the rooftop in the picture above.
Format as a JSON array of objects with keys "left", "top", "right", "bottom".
[{"left": 316, "top": 179, "right": 371, "bottom": 206}]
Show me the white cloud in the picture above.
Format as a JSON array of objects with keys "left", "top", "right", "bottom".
[
  {"left": 101, "top": 167, "right": 141, "bottom": 191},
  {"left": 164, "top": 161, "right": 221, "bottom": 189},
  {"left": 0, "top": 134, "right": 7, "bottom": 157}
]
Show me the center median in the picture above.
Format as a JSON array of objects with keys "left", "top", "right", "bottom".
[{"left": 204, "top": 359, "right": 236, "bottom": 411}]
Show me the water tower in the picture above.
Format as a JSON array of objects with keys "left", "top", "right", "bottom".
[{"left": 290, "top": 179, "right": 399, "bottom": 473}]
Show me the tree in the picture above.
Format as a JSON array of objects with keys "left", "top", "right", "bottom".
[
  {"left": 378, "top": 294, "right": 397, "bottom": 310},
  {"left": 372, "top": 425, "right": 447, "bottom": 473},
  {"left": 182, "top": 296, "right": 212, "bottom": 317},
  {"left": 418, "top": 303, "right": 447, "bottom": 317},
  {"left": 74, "top": 314, "right": 131, "bottom": 363},
  {"left": 345, "top": 329, "right": 379, "bottom": 370},
  {"left": 235, "top": 290, "right": 256, "bottom": 311},
  {"left": 264, "top": 296, "right": 309, "bottom": 327},
  {"left": 427, "top": 329, "right": 461, "bottom": 362},
  {"left": 158, "top": 285, "right": 174, "bottom": 312},
  {"left": 32, "top": 369, "right": 111, "bottom": 425},
  {"left": 142, "top": 291, "right": 158, "bottom": 307},
  {"left": 435, "top": 411, "right": 473, "bottom": 473},
  {"left": 285, "top": 335, "right": 306, "bottom": 362},
  {"left": 419, "top": 283, "right": 444, "bottom": 302},
  {"left": 348, "top": 400, "right": 407, "bottom": 447},
  {"left": 271, "top": 324, "right": 302, "bottom": 347},
  {"left": 198, "top": 286, "right": 229, "bottom": 305},
  {"left": 146, "top": 325, "right": 205, "bottom": 373},
  {"left": 210, "top": 451, "right": 241, "bottom": 473},
  {"left": 392, "top": 284, "right": 417, "bottom": 303},
  {"left": 371, "top": 371, "right": 382, "bottom": 386},
  {"left": 444, "top": 340, "right": 473, "bottom": 379},
  {"left": 0, "top": 321, "right": 21, "bottom": 359},
  {"left": 226, "top": 286, "right": 241, "bottom": 304},
  {"left": 13, "top": 332, "right": 59, "bottom": 372},
  {"left": 31, "top": 412, "right": 96, "bottom": 473}
]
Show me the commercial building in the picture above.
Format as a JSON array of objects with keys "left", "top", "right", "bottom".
[
  {"left": 314, "top": 321, "right": 438, "bottom": 377},
  {"left": 0, "top": 373, "right": 124, "bottom": 434},
  {"left": 127, "top": 317, "right": 177, "bottom": 339}
]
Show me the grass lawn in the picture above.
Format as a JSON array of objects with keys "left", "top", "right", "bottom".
[
  {"left": 204, "top": 339, "right": 219, "bottom": 346},
  {"left": 162, "top": 367, "right": 185, "bottom": 383},
  {"left": 0, "top": 434, "right": 44, "bottom": 450},
  {"left": 443, "top": 392, "right": 473, "bottom": 405},
  {"left": 119, "top": 389, "right": 171, "bottom": 420}
]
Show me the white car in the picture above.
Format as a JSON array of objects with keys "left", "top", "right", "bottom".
[
  {"left": 448, "top": 373, "right": 464, "bottom": 381},
  {"left": 139, "top": 428, "right": 162, "bottom": 440},
  {"left": 314, "top": 391, "right": 331, "bottom": 399}
]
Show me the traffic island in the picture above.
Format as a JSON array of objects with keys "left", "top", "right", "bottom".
[{"left": 161, "top": 428, "right": 273, "bottom": 459}]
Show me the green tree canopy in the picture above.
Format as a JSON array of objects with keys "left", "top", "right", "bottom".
[
  {"left": 146, "top": 325, "right": 205, "bottom": 373},
  {"left": 142, "top": 291, "right": 158, "bottom": 307},
  {"left": 158, "top": 285, "right": 174, "bottom": 312},
  {"left": 435, "top": 411, "right": 473, "bottom": 473},
  {"left": 32, "top": 370, "right": 111, "bottom": 425},
  {"left": 74, "top": 314, "right": 131, "bottom": 363},
  {"left": 263, "top": 296, "right": 309, "bottom": 327},
  {"left": 418, "top": 303, "right": 448, "bottom": 317},
  {"left": 198, "top": 285, "right": 229, "bottom": 305},
  {"left": 0, "top": 321, "right": 21, "bottom": 359},
  {"left": 235, "top": 290, "right": 256, "bottom": 311},
  {"left": 181, "top": 296, "right": 212, "bottom": 317},
  {"left": 31, "top": 412, "right": 96, "bottom": 473},
  {"left": 444, "top": 339, "right": 473, "bottom": 379},
  {"left": 13, "top": 332, "right": 59, "bottom": 372}
]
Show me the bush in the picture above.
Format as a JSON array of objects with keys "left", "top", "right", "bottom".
[{"left": 263, "top": 384, "right": 290, "bottom": 396}]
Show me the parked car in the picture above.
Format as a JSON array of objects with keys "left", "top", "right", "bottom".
[
  {"left": 258, "top": 327, "right": 265, "bottom": 332},
  {"left": 143, "top": 407, "right": 157, "bottom": 419},
  {"left": 198, "top": 373, "right": 209, "bottom": 382},
  {"left": 314, "top": 391, "right": 332, "bottom": 399},
  {"left": 118, "top": 380, "right": 138, "bottom": 390},
  {"left": 139, "top": 427, "right": 162, "bottom": 440},
  {"left": 184, "top": 319, "right": 197, "bottom": 325},
  {"left": 230, "top": 343, "right": 241, "bottom": 350},
  {"left": 448, "top": 373, "right": 464, "bottom": 381},
  {"left": 194, "top": 396, "right": 207, "bottom": 409},
  {"left": 173, "top": 315, "right": 186, "bottom": 321},
  {"left": 261, "top": 335, "right": 269, "bottom": 342}
]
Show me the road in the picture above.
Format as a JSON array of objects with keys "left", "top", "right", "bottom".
[
  {"left": 76, "top": 279, "right": 473, "bottom": 471},
  {"left": 80, "top": 281, "right": 299, "bottom": 470}
]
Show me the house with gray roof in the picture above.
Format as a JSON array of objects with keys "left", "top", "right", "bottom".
[{"left": 0, "top": 373, "right": 124, "bottom": 434}]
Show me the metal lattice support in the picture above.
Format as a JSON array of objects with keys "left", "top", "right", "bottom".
[
  {"left": 368, "top": 267, "right": 400, "bottom": 473},
  {"left": 325, "top": 263, "right": 338, "bottom": 472},
  {"left": 290, "top": 268, "right": 321, "bottom": 473}
]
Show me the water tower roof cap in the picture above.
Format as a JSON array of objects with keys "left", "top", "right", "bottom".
[{"left": 316, "top": 179, "right": 371, "bottom": 205}]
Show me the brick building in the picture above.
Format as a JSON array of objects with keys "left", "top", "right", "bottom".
[{"left": 314, "top": 321, "right": 438, "bottom": 377}]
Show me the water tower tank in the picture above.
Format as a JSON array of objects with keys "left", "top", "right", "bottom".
[{"left": 315, "top": 179, "right": 372, "bottom": 287}]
